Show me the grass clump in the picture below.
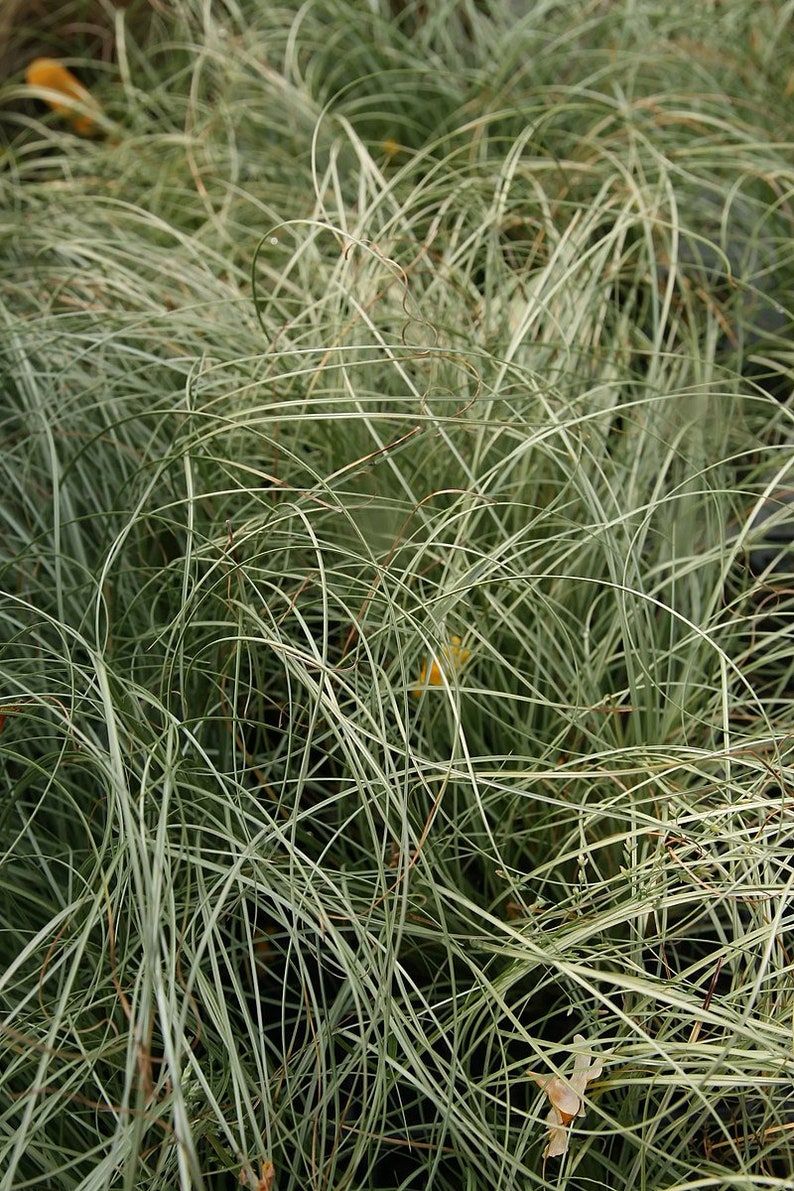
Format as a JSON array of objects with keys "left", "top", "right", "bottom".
[{"left": 1, "top": 1, "right": 794, "bottom": 1188}]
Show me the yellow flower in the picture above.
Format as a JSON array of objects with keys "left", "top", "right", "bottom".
[
  {"left": 25, "top": 58, "right": 103, "bottom": 137},
  {"left": 528, "top": 1034, "right": 603, "bottom": 1160},
  {"left": 413, "top": 634, "right": 470, "bottom": 696}
]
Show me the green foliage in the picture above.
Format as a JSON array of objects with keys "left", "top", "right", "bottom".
[{"left": 1, "top": 2, "right": 794, "bottom": 1188}]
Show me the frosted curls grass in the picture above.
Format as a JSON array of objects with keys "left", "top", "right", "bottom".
[{"left": 1, "top": 0, "right": 794, "bottom": 1188}]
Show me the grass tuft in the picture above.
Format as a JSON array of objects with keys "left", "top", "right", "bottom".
[{"left": 2, "top": 2, "right": 794, "bottom": 1188}]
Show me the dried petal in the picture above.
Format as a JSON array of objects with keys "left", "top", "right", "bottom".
[
  {"left": 25, "top": 58, "right": 103, "bottom": 136},
  {"left": 413, "top": 634, "right": 471, "bottom": 695},
  {"left": 542, "top": 1075, "right": 583, "bottom": 1120},
  {"left": 528, "top": 1034, "right": 603, "bottom": 1160},
  {"left": 544, "top": 1107, "right": 572, "bottom": 1159}
]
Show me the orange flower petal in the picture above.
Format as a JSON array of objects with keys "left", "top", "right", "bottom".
[
  {"left": 413, "top": 634, "right": 471, "bottom": 695},
  {"left": 25, "top": 58, "right": 102, "bottom": 136}
]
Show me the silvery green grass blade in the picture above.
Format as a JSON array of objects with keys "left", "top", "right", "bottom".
[{"left": 1, "top": 1, "right": 793, "bottom": 1188}]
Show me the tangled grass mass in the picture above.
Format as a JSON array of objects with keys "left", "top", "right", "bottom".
[{"left": 1, "top": 1, "right": 794, "bottom": 1188}]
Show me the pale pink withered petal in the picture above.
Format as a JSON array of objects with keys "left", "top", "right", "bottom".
[{"left": 528, "top": 1034, "right": 604, "bottom": 1160}]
